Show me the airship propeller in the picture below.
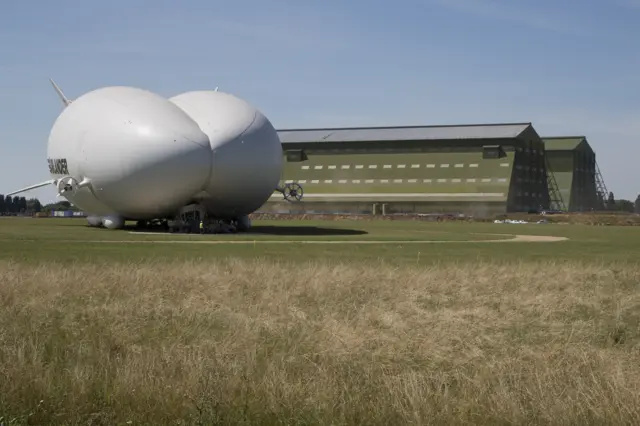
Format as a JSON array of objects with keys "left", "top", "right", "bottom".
[
  {"left": 56, "top": 176, "right": 79, "bottom": 197},
  {"left": 282, "top": 182, "right": 304, "bottom": 202}
]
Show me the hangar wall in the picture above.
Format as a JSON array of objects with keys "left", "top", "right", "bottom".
[
  {"left": 541, "top": 136, "right": 603, "bottom": 211},
  {"left": 265, "top": 123, "right": 551, "bottom": 216}
]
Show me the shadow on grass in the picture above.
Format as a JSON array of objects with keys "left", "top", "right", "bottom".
[
  {"left": 122, "top": 223, "right": 368, "bottom": 237},
  {"left": 247, "top": 226, "right": 367, "bottom": 236}
]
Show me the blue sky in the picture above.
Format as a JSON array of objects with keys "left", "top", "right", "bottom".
[{"left": 1, "top": 0, "right": 638, "bottom": 203}]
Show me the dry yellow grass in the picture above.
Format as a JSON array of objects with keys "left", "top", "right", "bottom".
[{"left": 1, "top": 258, "right": 639, "bottom": 425}]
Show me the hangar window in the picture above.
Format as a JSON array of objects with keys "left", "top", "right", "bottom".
[
  {"left": 482, "top": 145, "right": 506, "bottom": 159},
  {"left": 285, "top": 149, "right": 308, "bottom": 162}
]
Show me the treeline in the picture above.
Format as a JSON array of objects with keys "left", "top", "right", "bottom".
[
  {"left": 1, "top": 193, "right": 640, "bottom": 215},
  {"left": 605, "top": 192, "right": 640, "bottom": 214},
  {"left": 0, "top": 194, "right": 79, "bottom": 215}
]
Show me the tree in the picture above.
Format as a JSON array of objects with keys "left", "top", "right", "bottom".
[
  {"left": 26, "top": 198, "right": 42, "bottom": 213},
  {"left": 615, "top": 199, "right": 635, "bottom": 213},
  {"left": 0, "top": 196, "right": 43, "bottom": 214},
  {"left": 42, "top": 201, "right": 78, "bottom": 213},
  {"left": 4, "top": 195, "right": 12, "bottom": 213},
  {"left": 607, "top": 192, "right": 615, "bottom": 209},
  {"left": 12, "top": 196, "right": 21, "bottom": 214},
  {"left": 635, "top": 194, "right": 640, "bottom": 214},
  {"left": 18, "top": 196, "right": 27, "bottom": 213}
]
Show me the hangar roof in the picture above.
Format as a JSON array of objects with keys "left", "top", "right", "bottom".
[
  {"left": 277, "top": 123, "right": 533, "bottom": 144},
  {"left": 542, "top": 136, "right": 592, "bottom": 153}
]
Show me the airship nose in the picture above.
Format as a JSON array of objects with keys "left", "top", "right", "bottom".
[{"left": 82, "top": 119, "right": 212, "bottom": 217}]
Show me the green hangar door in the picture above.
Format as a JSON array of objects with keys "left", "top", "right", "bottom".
[{"left": 268, "top": 123, "right": 553, "bottom": 216}]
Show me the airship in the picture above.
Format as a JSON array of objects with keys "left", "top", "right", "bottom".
[{"left": 7, "top": 80, "right": 303, "bottom": 231}]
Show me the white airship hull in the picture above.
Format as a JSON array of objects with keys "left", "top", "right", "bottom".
[
  {"left": 169, "top": 90, "right": 283, "bottom": 218},
  {"left": 9, "top": 82, "right": 290, "bottom": 230},
  {"left": 47, "top": 86, "right": 214, "bottom": 221}
]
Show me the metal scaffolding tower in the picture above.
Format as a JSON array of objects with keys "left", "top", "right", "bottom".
[
  {"left": 595, "top": 162, "right": 609, "bottom": 210},
  {"left": 545, "top": 157, "right": 566, "bottom": 211}
]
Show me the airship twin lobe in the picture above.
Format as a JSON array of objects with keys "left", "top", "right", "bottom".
[{"left": 7, "top": 79, "right": 304, "bottom": 231}]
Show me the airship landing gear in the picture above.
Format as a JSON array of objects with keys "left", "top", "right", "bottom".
[
  {"left": 87, "top": 215, "right": 102, "bottom": 227},
  {"left": 235, "top": 215, "right": 251, "bottom": 232},
  {"left": 167, "top": 204, "right": 236, "bottom": 234},
  {"left": 135, "top": 219, "right": 169, "bottom": 231},
  {"left": 168, "top": 204, "right": 206, "bottom": 234},
  {"left": 102, "top": 215, "right": 125, "bottom": 229}
]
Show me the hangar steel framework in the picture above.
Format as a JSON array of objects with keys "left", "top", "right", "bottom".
[{"left": 541, "top": 136, "right": 605, "bottom": 211}]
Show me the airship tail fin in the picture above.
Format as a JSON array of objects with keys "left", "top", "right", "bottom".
[
  {"left": 49, "top": 78, "right": 72, "bottom": 107},
  {"left": 6, "top": 179, "right": 56, "bottom": 196}
]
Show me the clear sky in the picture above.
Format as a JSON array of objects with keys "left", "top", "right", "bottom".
[{"left": 1, "top": 0, "right": 638, "bottom": 204}]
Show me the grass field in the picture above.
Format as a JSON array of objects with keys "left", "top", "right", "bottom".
[{"left": 1, "top": 217, "right": 640, "bottom": 424}]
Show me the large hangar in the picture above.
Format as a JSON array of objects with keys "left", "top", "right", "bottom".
[
  {"left": 266, "top": 122, "right": 552, "bottom": 216},
  {"left": 541, "top": 136, "right": 607, "bottom": 212}
]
